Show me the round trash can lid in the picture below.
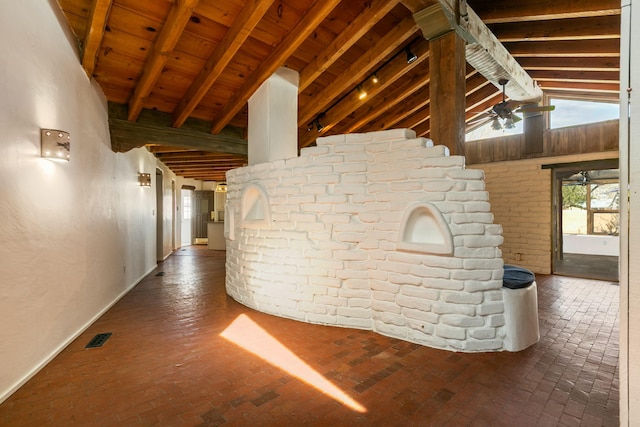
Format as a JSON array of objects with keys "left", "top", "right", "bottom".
[{"left": 503, "top": 264, "right": 535, "bottom": 289}]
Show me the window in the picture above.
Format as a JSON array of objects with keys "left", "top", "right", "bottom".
[
  {"left": 549, "top": 98, "right": 619, "bottom": 129},
  {"left": 561, "top": 169, "right": 619, "bottom": 236},
  {"left": 465, "top": 116, "right": 523, "bottom": 142},
  {"left": 183, "top": 195, "right": 191, "bottom": 220}
]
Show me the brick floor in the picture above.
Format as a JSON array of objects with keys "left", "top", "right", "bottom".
[{"left": 0, "top": 246, "right": 619, "bottom": 426}]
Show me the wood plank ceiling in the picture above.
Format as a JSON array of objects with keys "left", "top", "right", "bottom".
[{"left": 57, "top": 0, "right": 621, "bottom": 182}]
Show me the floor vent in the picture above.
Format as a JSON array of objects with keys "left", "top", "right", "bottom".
[
  {"left": 85, "top": 333, "right": 112, "bottom": 349},
  {"left": 156, "top": 271, "right": 164, "bottom": 276}
]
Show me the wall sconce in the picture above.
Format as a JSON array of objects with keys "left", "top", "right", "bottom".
[
  {"left": 138, "top": 172, "right": 151, "bottom": 187},
  {"left": 41, "top": 129, "right": 70, "bottom": 161}
]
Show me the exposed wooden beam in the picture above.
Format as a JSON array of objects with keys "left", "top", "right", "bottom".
[
  {"left": 383, "top": 88, "right": 430, "bottom": 129},
  {"left": 528, "top": 70, "right": 620, "bottom": 84},
  {"left": 506, "top": 39, "right": 620, "bottom": 57},
  {"left": 414, "top": 118, "right": 431, "bottom": 138},
  {"left": 413, "top": 1, "right": 542, "bottom": 102},
  {"left": 536, "top": 80, "right": 620, "bottom": 94},
  {"left": 358, "top": 87, "right": 429, "bottom": 132},
  {"left": 465, "top": 90, "right": 503, "bottom": 124},
  {"left": 465, "top": 72, "right": 492, "bottom": 97},
  {"left": 82, "top": 0, "right": 112, "bottom": 77},
  {"left": 399, "top": 108, "right": 431, "bottom": 132},
  {"left": 517, "top": 57, "right": 620, "bottom": 71},
  {"left": 147, "top": 146, "right": 201, "bottom": 153},
  {"left": 490, "top": 15, "right": 621, "bottom": 42},
  {"left": 158, "top": 156, "right": 246, "bottom": 164},
  {"left": 401, "top": 0, "right": 437, "bottom": 14},
  {"left": 127, "top": 0, "right": 199, "bottom": 121},
  {"left": 156, "top": 153, "right": 246, "bottom": 162},
  {"left": 298, "top": 0, "right": 401, "bottom": 92},
  {"left": 344, "top": 68, "right": 430, "bottom": 133},
  {"left": 171, "top": 0, "right": 275, "bottom": 128},
  {"left": 108, "top": 103, "right": 247, "bottom": 154},
  {"left": 210, "top": 0, "right": 342, "bottom": 134},
  {"left": 299, "top": 37, "right": 428, "bottom": 147},
  {"left": 298, "top": 16, "right": 419, "bottom": 128},
  {"left": 470, "top": 0, "right": 621, "bottom": 24}
]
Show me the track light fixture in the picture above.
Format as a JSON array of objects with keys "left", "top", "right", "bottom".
[
  {"left": 314, "top": 117, "right": 324, "bottom": 132},
  {"left": 405, "top": 47, "right": 417, "bottom": 64},
  {"left": 357, "top": 85, "right": 367, "bottom": 100},
  {"left": 371, "top": 73, "right": 379, "bottom": 84}
]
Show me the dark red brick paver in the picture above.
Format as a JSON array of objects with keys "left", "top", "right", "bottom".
[{"left": 0, "top": 246, "right": 619, "bottom": 426}]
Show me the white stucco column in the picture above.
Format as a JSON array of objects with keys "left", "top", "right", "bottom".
[{"left": 247, "top": 67, "right": 299, "bottom": 165}]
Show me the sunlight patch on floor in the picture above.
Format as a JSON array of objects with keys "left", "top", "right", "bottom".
[{"left": 220, "top": 314, "right": 367, "bottom": 413}]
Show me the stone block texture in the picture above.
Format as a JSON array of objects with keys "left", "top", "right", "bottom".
[{"left": 225, "top": 129, "right": 507, "bottom": 352}]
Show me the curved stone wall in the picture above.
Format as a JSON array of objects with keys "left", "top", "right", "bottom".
[{"left": 225, "top": 129, "right": 507, "bottom": 352}]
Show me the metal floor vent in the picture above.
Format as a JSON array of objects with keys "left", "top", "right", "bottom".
[
  {"left": 156, "top": 271, "right": 165, "bottom": 276},
  {"left": 85, "top": 333, "right": 112, "bottom": 349}
]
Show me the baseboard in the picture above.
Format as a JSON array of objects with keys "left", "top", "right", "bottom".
[{"left": 0, "top": 265, "right": 155, "bottom": 404}]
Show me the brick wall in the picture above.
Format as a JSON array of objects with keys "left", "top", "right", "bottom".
[
  {"left": 225, "top": 129, "right": 509, "bottom": 352},
  {"left": 468, "top": 151, "right": 618, "bottom": 274}
]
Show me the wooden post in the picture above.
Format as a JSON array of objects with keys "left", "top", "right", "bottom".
[
  {"left": 524, "top": 111, "right": 544, "bottom": 154},
  {"left": 429, "top": 31, "right": 466, "bottom": 156}
]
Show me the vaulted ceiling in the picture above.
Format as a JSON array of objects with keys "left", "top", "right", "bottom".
[{"left": 57, "top": 0, "right": 621, "bottom": 181}]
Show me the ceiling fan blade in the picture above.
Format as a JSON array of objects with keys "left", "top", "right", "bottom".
[
  {"left": 504, "top": 100, "right": 523, "bottom": 110},
  {"left": 466, "top": 112, "right": 494, "bottom": 126},
  {"left": 515, "top": 105, "right": 556, "bottom": 114},
  {"left": 466, "top": 116, "right": 495, "bottom": 131}
]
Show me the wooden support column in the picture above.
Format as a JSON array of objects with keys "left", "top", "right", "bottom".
[
  {"left": 429, "top": 31, "right": 466, "bottom": 155},
  {"left": 524, "top": 111, "right": 544, "bottom": 154}
]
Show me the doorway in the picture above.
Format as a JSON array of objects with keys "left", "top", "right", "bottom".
[
  {"left": 156, "top": 169, "right": 163, "bottom": 262},
  {"left": 181, "top": 187, "right": 194, "bottom": 247},
  {"left": 551, "top": 160, "right": 619, "bottom": 281}
]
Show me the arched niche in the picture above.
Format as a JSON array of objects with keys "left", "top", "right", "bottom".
[
  {"left": 241, "top": 184, "right": 271, "bottom": 228},
  {"left": 397, "top": 202, "right": 453, "bottom": 255}
]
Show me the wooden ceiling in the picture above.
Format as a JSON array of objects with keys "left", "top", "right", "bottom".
[{"left": 57, "top": 0, "right": 621, "bottom": 181}]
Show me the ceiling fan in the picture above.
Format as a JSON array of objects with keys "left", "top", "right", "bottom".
[{"left": 467, "top": 79, "right": 555, "bottom": 131}]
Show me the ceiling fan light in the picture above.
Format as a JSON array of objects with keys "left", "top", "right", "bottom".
[
  {"left": 504, "top": 117, "right": 516, "bottom": 129},
  {"left": 491, "top": 118, "right": 502, "bottom": 130}
]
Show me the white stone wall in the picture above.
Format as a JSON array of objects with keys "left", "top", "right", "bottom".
[{"left": 226, "top": 129, "right": 506, "bottom": 352}]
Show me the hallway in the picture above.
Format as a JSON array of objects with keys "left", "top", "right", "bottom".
[{"left": 0, "top": 246, "right": 619, "bottom": 426}]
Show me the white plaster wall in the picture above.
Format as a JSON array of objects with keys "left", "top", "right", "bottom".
[
  {"left": 468, "top": 151, "right": 618, "bottom": 274},
  {"left": 563, "top": 234, "right": 619, "bottom": 256},
  {"left": 0, "top": 1, "right": 178, "bottom": 403},
  {"left": 620, "top": 0, "right": 639, "bottom": 423},
  {"left": 226, "top": 129, "right": 507, "bottom": 352}
]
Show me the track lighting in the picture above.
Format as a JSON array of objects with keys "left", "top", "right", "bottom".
[
  {"left": 371, "top": 73, "right": 379, "bottom": 84},
  {"left": 314, "top": 118, "right": 324, "bottom": 132},
  {"left": 405, "top": 47, "right": 417, "bottom": 64},
  {"left": 357, "top": 85, "right": 367, "bottom": 100}
]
